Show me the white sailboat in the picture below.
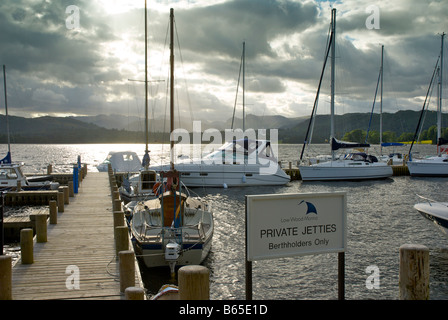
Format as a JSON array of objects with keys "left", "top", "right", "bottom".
[
  {"left": 130, "top": 8, "right": 213, "bottom": 274},
  {"left": 149, "top": 41, "right": 290, "bottom": 187},
  {"left": 298, "top": 9, "right": 392, "bottom": 181},
  {"left": 407, "top": 33, "right": 448, "bottom": 177}
]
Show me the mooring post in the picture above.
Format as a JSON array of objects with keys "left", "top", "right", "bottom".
[
  {"left": 68, "top": 181, "right": 74, "bottom": 197},
  {"left": 178, "top": 265, "right": 210, "bottom": 300},
  {"left": 399, "top": 244, "right": 430, "bottom": 300},
  {"left": 34, "top": 214, "right": 47, "bottom": 243},
  {"left": 125, "top": 287, "right": 145, "bottom": 300},
  {"left": 115, "top": 226, "right": 129, "bottom": 258},
  {"left": 73, "top": 164, "right": 79, "bottom": 194},
  {"left": 20, "top": 228, "right": 33, "bottom": 264},
  {"left": 57, "top": 189, "right": 64, "bottom": 213},
  {"left": 119, "top": 250, "right": 135, "bottom": 293},
  {"left": 0, "top": 255, "right": 12, "bottom": 300},
  {"left": 113, "top": 211, "right": 125, "bottom": 230},
  {"left": 49, "top": 200, "right": 57, "bottom": 224}
]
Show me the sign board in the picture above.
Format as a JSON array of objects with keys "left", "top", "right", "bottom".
[{"left": 246, "top": 192, "right": 346, "bottom": 261}]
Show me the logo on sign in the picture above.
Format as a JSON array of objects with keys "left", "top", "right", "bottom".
[{"left": 299, "top": 200, "right": 317, "bottom": 215}]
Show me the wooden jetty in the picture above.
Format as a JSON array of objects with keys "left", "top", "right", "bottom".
[{"left": 8, "top": 172, "right": 144, "bottom": 300}]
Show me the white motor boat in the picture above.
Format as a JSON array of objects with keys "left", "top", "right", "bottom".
[
  {"left": 0, "top": 155, "right": 59, "bottom": 191},
  {"left": 414, "top": 196, "right": 448, "bottom": 240},
  {"left": 96, "top": 151, "right": 141, "bottom": 173},
  {"left": 150, "top": 138, "right": 290, "bottom": 187}
]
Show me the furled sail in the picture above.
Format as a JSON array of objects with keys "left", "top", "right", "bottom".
[{"left": 331, "top": 138, "right": 370, "bottom": 151}]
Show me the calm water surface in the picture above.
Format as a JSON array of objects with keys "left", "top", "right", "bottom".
[{"left": 3, "top": 143, "right": 448, "bottom": 300}]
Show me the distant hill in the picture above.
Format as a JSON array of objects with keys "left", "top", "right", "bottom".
[
  {"left": 0, "top": 110, "right": 443, "bottom": 144},
  {"left": 72, "top": 113, "right": 304, "bottom": 132},
  {"left": 279, "top": 110, "right": 448, "bottom": 143}
]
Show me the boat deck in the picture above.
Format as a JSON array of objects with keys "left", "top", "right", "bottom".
[{"left": 10, "top": 172, "right": 143, "bottom": 300}]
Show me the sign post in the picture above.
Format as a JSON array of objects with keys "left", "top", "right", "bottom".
[{"left": 245, "top": 192, "right": 347, "bottom": 299}]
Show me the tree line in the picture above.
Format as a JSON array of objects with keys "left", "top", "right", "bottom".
[{"left": 342, "top": 125, "right": 448, "bottom": 144}]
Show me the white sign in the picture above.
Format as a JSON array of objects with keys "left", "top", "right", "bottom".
[{"left": 246, "top": 192, "right": 346, "bottom": 261}]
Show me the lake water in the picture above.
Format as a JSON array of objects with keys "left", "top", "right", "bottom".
[{"left": 3, "top": 143, "right": 448, "bottom": 300}]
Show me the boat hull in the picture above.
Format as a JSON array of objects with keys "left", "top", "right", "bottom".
[
  {"left": 133, "top": 233, "right": 213, "bottom": 269},
  {"left": 407, "top": 158, "right": 448, "bottom": 177},
  {"left": 299, "top": 161, "right": 393, "bottom": 181},
  {"left": 414, "top": 202, "right": 448, "bottom": 239},
  {"left": 149, "top": 163, "right": 290, "bottom": 187}
]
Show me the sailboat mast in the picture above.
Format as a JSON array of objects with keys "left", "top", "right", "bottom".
[
  {"left": 330, "top": 8, "right": 336, "bottom": 160},
  {"left": 380, "top": 45, "right": 384, "bottom": 155},
  {"left": 143, "top": 0, "right": 150, "bottom": 168},
  {"left": 438, "top": 33, "right": 444, "bottom": 154},
  {"left": 170, "top": 8, "right": 175, "bottom": 170},
  {"left": 242, "top": 41, "right": 245, "bottom": 132},
  {"left": 2, "top": 65, "right": 10, "bottom": 158}
]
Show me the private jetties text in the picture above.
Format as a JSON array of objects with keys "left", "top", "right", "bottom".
[
  {"left": 260, "top": 224, "right": 337, "bottom": 238},
  {"left": 260, "top": 224, "right": 336, "bottom": 249}
]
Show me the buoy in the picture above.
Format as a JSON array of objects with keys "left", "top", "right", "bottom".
[{"left": 223, "top": 183, "right": 228, "bottom": 189}]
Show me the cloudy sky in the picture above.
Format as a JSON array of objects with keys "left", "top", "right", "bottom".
[{"left": 0, "top": 0, "right": 447, "bottom": 126}]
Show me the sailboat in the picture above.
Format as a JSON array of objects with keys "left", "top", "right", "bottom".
[
  {"left": 298, "top": 9, "right": 392, "bottom": 181},
  {"left": 1, "top": 65, "right": 59, "bottom": 191},
  {"left": 118, "top": 0, "right": 159, "bottom": 204},
  {"left": 149, "top": 42, "right": 290, "bottom": 187},
  {"left": 130, "top": 8, "right": 213, "bottom": 274},
  {"left": 407, "top": 33, "right": 448, "bottom": 177}
]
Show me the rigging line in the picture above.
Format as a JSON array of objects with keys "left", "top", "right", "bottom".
[
  {"left": 174, "top": 18, "right": 194, "bottom": 126},
  {"left": 365, "top": 61, "right": 382, "bottom": 143},
  {"left": 232, "top": 48, "right": 244, "bottom": 130},
  {"left": 417, "top": 76, "right": 436, "bottom": 142},
  {"left": 299, "top": 29, "right": 333, "bottom": 161},
  {"left": 408, "top": 55, "right": 440, "bottom": 157}
]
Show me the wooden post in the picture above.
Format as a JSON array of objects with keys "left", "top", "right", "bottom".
[
  {"left": 113, "top": 199, "right": 122, "bottom": 212},
  {"left": 20, "top": 228, "right": 33, "bottom": 264},
  {"left": 57, "top": 190, "right": 64, "bottom": 213},
  {"left": 115, "top": 226, "right": 129, "bottom": 258},
  {"left": 16, "top": 180, "right": 21, "bottom": 191},
  {"left": 62, "top": 186, "right": 69, "bottom": 205},
  {"left": 34, "top": 214, "right": 47, "bottom": 243},
  {"left": 399, "top": 244, "right": 430, "bottom": 300},
  {"left": 68, "top": 181, "right": 74, "bottom": 197},
  {"left": 49, "top": 200, "right": 57, "bottom": 224},
  {"left": 178, "top": 265, "right": 210, "bottom": 300},
  {"left": 113, "top": 211, "right": 125, "bottom": 230},
  {"left": 119, "top": 250, "right": 135, "bottom": 293},
  {"left": 0, "top": 255, "right": 12, "bottom": 300},
  {"left": 47, "top": 164, "right": 52, "bottom": 175},
  {"left": 125, "top": 287, "right": 145, "bottom": 300}
]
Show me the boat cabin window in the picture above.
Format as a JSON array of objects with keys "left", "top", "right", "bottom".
[
  {"left": 140, "top": 171, "right": 156, "bottom": 190},
  {"left": 0, "top": 168, "right": 19, "bottom": 180},
  {"left": 123, "top": 154, "right": 135, "bottom": 162}
]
